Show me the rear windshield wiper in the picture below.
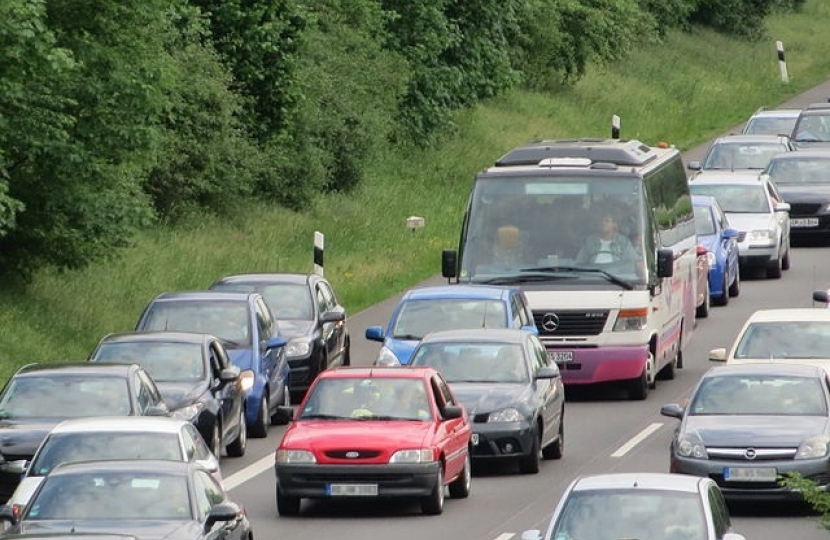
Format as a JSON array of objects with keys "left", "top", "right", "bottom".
[{"left": 520, "top": 266, "right": 634, "bottom": 290}]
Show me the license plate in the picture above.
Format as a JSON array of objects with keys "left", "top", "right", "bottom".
[
  {"left": 471, "top": 434, "right": 480, "bottom": 446},
  {"left": 547, "top": 351, "right": 573, "bottom": 364},
  {"left": 723, "top": 467, "right": 777, "bottom": 482},
  {"left": 791, "top": 218, "right": 819, "bottom": 228},
  {"left": 327, "top": 483, "right": 378, "bottom": 496}
]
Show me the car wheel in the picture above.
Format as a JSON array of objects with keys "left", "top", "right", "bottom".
[
  {"left": 342, "top": 337, "right": 351, "bottom": 366},
  {"left": 518, "top": 430, "right": 541, "bottom": 474},
  {"left": 713, "top": 274, "right": 728, "bottom": 306},
  {"left": 448, "top": 451, "right": 471, "bottom": 499},
  {"left": 657, "top": 348, "right": 677, "bottom": 381},
  {"left": 276, "top": 484, "right": 301, "bottom": 517},
  {"left": 421, "top": 466, "right": 444, "bottom": 515},
  {"left": 209, "top": 421, "right": 222, "bottom": 461},
  {"left": 542, "top": 412, "right": 564, "bottom": 460},
  {"left": 695, "top": 279, "right": 710, "bottom": 318},
  {"left": 272, "top": 388, "right": 292, "bottom": 426},
  {"left": 728, "top": 265, "right": 741, "bottom": 297},
  {"left": 226, "top": 407, "right": 247, "bottom": 458},
  {"left": 766, "top": 255, "right": 782, "bottom": 279},
  {"left": 249, "top": 395, "right": 269, "bottom": 438},
  {"left": 782, "top": 247, "right": 791, "bottom": 270},
  {"left": 627, "top": 367, "right": 649, "bottom": 400}
]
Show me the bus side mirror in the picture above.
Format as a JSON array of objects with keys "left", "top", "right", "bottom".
[
  {"left": 656, "top": 249, "right": 674, "bottom": 278},
  {"left": 442, "top": 250, "right": 458, "bottom": 279}
]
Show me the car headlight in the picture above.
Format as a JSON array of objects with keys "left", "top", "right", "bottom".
[
  {"left": 389, "top": 449, "right": 435, "bottom": 463},
  {"left": 706, "top": 252, "right": 716, "bottom": 267},
  {"left": 239, "top": 370, "right": 256, "bottom": 393},
  {"left": 172, "top": 402, "right": 204, "bottom": 421},
  {"left": 285, "top": 339, "right": 312, "bottom": 359},
  {"left": 613, "top": 308, "right": 648, "bottom": 332},
  {"left": 488, "top": 408, "right": 523, "bottom": 423},
  {"left": 276, "top": 449, "right": 317, "bottom": 464},
  {"left": 746, "top": 229, "right": 776, "bottom": 245},
  {"left": 375, "top": 347, "right": 401, "bottom": 366},
  {"left": 676, "top": 434, "right": 708, "bottom": 459},
  {"left": 795, "top": 436, "right": 830, "bottom": 460}
]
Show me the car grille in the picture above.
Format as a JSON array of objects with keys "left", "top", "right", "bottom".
[
  {"left": 532, "top": 310, "right": 608, "bottom": 336},
  {"left": 707, "top": 447, "right": 797, "bottom": 461},
  {"left": 290, "top": 472, "right": 415, "bottom": 485},
  {"left": 325, "top": 450, "right": 382, "bottom": 460},
  {"left": 788, "top": 202, "right": 823, "bottom": 215}
]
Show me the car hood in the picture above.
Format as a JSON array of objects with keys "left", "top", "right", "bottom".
[
  {"left": 0, "top": 419, "right": 63, "bottom": 458},
  {"left": 777, "top": 184, "right": 830, "bottom": 204},
  {"left": 386, "top": 339, "right": 419, "bottom": 365},
  {"left": 227, "top": 348, "right": 255, "bottom": 371},
  {"left": 19, "top": 520, "right": 201, "bottom": 540},
  {"left": 683, "top": 415, "right": 830, "bottom": 446},
  {"left": 283, "top": 420, "right": 434, "bottom": 450},
  {"left": 449, "top": 383, "right": 530, "bottom": 416},
  {"left": 155, "top": 381, "right": 208, "bottom": 411},
  {"left": 276, "top": 320, "right": 315, "bottom": 338},
  {"left": 724, "top": 213, "right": 775, "bottom": 232}
]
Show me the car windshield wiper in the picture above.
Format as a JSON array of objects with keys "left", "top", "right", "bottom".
[
  {"left": 520, "top": 266, "right": 634, "bottom": 290},
  {"left": 476, "top": 273, "right": 573, "bottom": 286},
  {"left": 299, "top": 414, "right": 351, "bottom": 420},
  {"left": 392, "top": 333, "right": 422, "bottom": 340},
  {"left": 352, "top": 414, "right": 420, "bottom": 421}
]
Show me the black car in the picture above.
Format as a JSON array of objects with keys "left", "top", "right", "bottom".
[
  {"left": 88, "top": 331, "right": 247, "bottom": 460},
  {"left": 0, "top": 460, "right": 252, "bottom": 540},
  {"left": 0, "top": 363, "right": 169, "bottom": 503},
  {"left": 764, "top": 149, "right": 830, "bottom": 238},
  {"left": 210, "top": 273, "right": 350, "bottom": 402}
]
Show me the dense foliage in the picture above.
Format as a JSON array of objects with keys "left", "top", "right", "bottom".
[{"left": 0, "top": 0, "right": 809, "bottom": 278}]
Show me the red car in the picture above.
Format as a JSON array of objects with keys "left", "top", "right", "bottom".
[{"left": 274, "top": 366, "right": 472, "bottom": 516}]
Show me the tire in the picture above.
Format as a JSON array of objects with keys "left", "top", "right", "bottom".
[
  {"left": 518, "top": 430, "right": 541, "bottom": 474},
  {"left": 627, "top": 367, "right": 649, "bottom": 400},
  {"left": 782, "top": 247, "right": 791, "bottom": 270},
  {"left": 249, "top": 395, "right": 269, "bottom": 438},
  {"left": 276, "top": 484, "right": 301, "bottom": 517},
  {"left": 713, "top": 274, "right": 728, "bottom": 306},
  {"left": 448, "top": 452, "right": 471, "bottom": 499},
  {"left": 766, "top": 256, "right": 782, "bottom": 279},
  {"left": 226, "top": 407, "right": 247, "bottom": 458},
  {"left": 695, "top": 280, "right": 710, "bottom": 318},
  {"left": 728, "top": 265, "right": 741, "bottom": 297},
  {"left": 542, "top": 413, "right": 564, "bottom": 460},
  {"left": 421, "top": 467, "right": 444, "bottom": 515},
  {"left": 209, "top": 421, "right": 222, "bottom": 461},
  {"left": 272, "top": 388, "right": 292, "bottom": 426},
  {"left": 657, "top": 348, "right": 677, "bottom": 381},
  {"left": 342, "top": 337, "right": 351, "bottom": 366}
]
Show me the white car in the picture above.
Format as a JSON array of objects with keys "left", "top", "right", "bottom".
[
  {"left": 3, "top": 416, "right": 221, "bottom": 520},
  {"left": 742, "top": 107, "right": 802, "bottom": 137},
  {"left": 689, "top": 170, "right": 791, "bottom": 278},
  {"left": 709, "top": 308, "right": 830, "bottom": 372}
]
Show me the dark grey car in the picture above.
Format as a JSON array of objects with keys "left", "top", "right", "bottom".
[
  {"left": 661, "top": 362, "right": 830, "bottom": 501},
  {"left": 764, "top": 149, "right": 830, "bottom": 238}
]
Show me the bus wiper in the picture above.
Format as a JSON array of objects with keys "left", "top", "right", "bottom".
[
  {"left": 520, "top": 266, "right": 634, "bottom": 290},
  {"left": 476, "top": 273, "right": 572, "bottom": 285}
]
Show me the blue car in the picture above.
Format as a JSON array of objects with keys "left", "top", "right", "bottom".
[
  {"left": 135, "top": 291, "right": 289, "bottom": 438},
  {"left": 692, "top": 195, "right": 742, "bottom": 306},
  {"left": 365, "top": 284, "right": 538, "bottom": 366}
]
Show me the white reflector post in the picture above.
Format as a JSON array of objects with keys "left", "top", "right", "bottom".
[
  {"left": 776, "top": 41, "right": 789, "bottom": 84},
  {"left": 314, "top": 231, "right": 324, "bottom": 276},
  {"left": 611, "top": 115, "right": 621, "bottom": 139}
]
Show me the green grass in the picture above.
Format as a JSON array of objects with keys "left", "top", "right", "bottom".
[{"left": 2, "top": 1, "right": 830, "bottom": 381}]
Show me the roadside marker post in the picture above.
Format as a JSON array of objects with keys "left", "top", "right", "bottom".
[
  {"left": 776, "top": 41, "right": 789, "bottom": 84},
  {"left": 314, "top": 231, "right": 324, "bottom": 276}
]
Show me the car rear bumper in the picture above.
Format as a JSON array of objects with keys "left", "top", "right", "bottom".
[{"left": 275, "top": 462, "right": 441, "bottom": 499}]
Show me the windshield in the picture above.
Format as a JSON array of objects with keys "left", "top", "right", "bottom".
[
  {"left": 689, "top": 184, "right": 770, "bottom": 213},
  {"left": 693, "top": 205, "right": 716, "bottom": 236},
  {"left": 552, "top": 490, "right": 706, "bottom": 540},
  {"left": 744, "top": 116, "right": 798, "bottom": 136},
  {"left": 141, "top": 300, "right": 251, "bottom": 347},
  {"left": 702, "top": 142, "right": 787, "bottom": 170},
  {"left": 92, "top": 342, "right": 205, "bottom": 382},
  {"left": 734, "top": 321, "right": 830, "bottom": 359},
  {"left": 459, "top": 176, "right": 647, "bottom": 284},
  {"left": 31, "top": 432, "right": 181, "bottom": 477},
  {"left": 766, "top": 157, "right": 830, "bottom": 185},
  {"left": 690, "top": 374, "right": 827, "bottom": 416},
  {"left": 0, "top": 376, "right": 132, "bottom": 418},
  {"left": 391, "top": 299, "right": 508, "bottom": 339},
  {"left": 212, "top": 282, "right": 313, "bottom": 320},
  {"left": 300, "top": 378, "right": 432, "bottom": 421},
  {"left": 793, "top": 114, "right": 830, "bottom": 143},
  {"left": 410, "top": 343, "right": 529, "bottom": 383},
  {"left": 27, "top": 471, "right": 191, "bottom": 520}
]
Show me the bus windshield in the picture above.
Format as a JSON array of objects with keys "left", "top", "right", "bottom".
[{"left": 458, "top": 176, "right": 648, "bottom": 285}]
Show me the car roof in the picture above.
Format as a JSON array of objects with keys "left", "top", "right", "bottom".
[
  {"left": 51, "top": 416, "right": 190, "bottom": 435},
  {"left": 768, "top": 149, "right": 830, "bottom": 161},
  {"left": 212, "top": 273, "right": 313, "bottom": 286},
  {"left": 419, "top": 328, "right": 532, "bottom": 345},
  {"left": 705, "top": 362, "right": 826, "bottom": 378},
  {"left": 15, "top": 362, "right": 137, "bottom": 377},
  {"left": 802, "top": 102, "right": 830, "bottom": 112},
  {"left": 49, "top": 459, "right": 192, "bottom": 477},
  {"left": 402, "top": 284, "right": 514, "bottom": 301},
  {"left": 150, "top": 291, "right": 256, "bottom": 302},
  {"left": 572, "top": 473, "right": 706, "bottom": 494},
  {"left": 744, "top": 308, "right": 830, "bottom": 322},
  {"left": 711, "top": 134, "right": 791, "bottom": 145},
  {"left": 99, "top": 331, "right": 211, "bottom": 346},
  {"left": 318, "top": 366, "right": 439, "bottom": 380},
  {"left": 748, "top": 108, "right": 801, "bottom": 118},
  {"left": 689, "top": 170, "right": 765, "bottom": 185}
]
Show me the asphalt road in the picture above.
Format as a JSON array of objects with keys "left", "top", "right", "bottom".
[{"left": 217, "top": 80, "right": 830, "bottom": 540}]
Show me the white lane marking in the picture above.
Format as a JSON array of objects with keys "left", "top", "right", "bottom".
[
  {"left": 494, "top": 534, "right": 515, "bottom": 540},
  {"left": 611, "top": 422, "right": 663, "bottom": 457},
  {"left": 223, "top": 452, "right": 276, "bottom": 491}
]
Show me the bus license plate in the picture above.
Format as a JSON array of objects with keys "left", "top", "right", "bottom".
[
  {"left": 723, "top": 467, "right": 777, "bottom": 482},
  {"left": 548, "top": 351, "right": 573, "bottom": 364},
  {"left": 327, "top": 484, "right": 378, "bottom": 496}
]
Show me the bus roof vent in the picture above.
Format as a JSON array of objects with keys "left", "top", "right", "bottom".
[
  {"left": 537, "top": 157, "right": 592, "bottom": 168},
  {"left": 495, "top": 138, "right": 659, "bottom": 167}
]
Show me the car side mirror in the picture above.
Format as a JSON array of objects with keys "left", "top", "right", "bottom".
[
  {"left": 0, "top": 504, "right": 16, "bottom": 525},
  {"left": 723, "top": 533, "right": 746, "bottom": 540},
  {"left": 146, "top": 403, "right": 170, "bottom": 417},
  {"left": 813, "top": 290, "right": 830, "bottom": 304},
  {"left": 0, "top": 460, "right": 28, "bottom": 475},
  {"left": 656, "top": 249, "right": 674, "bottom": 278},
  {"left": 204, "top": 502, "right": 239, "bottom": 532},
  {"left": 266, "top": 336, "right": 287, "bottom": 350},
  {"left": 442, "top": 405, "right": 463, "bottom": 420},
  {"left": 709, "top": 348, "right": 727, "bottom": 362},
  {"left": 722, "top": 228, "right": 740, "bottom": 239},
  {"left": 660, "top": 403, "right": 684, "bottom": 419},
  {"left": 534, "top": 366, "right": 559, "bottom": 380},
  {"left": 321, "top": 310, "right": 345, "bottom": 324},
  {"left": 276, "top": 405, "right": 295, "bottom": 423},
  {"left": 520, "top": 531, "right": 543, "bottom": 540},
  {"left": 774, "top": 202, "right": 791, "bottom": 212},
  {"left": 687, "top": 161, "right": 701, "bottom": 171},
  {"left": 365, "top": 326, "right": 385, "bottom": 342},
  {"left": 195, "top": 457, "right": 220, "bottom": 474},
  {"left": 218, "top": 366, "right": 240, "bottom": 383}
]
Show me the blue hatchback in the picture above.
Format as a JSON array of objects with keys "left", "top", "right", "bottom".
[
  {"left": 365, "top": 284, "right": 538, "bottom": 366},
  {"left": 692, "top": 195, "right": 742, "bottom": 305},
  {"left": 134, "top": 291, "right": 289, "bottom": 438}
]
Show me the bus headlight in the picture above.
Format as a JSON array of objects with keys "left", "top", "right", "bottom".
[{"left": 613, "top": 308, "right": 648, "bottom": 332}]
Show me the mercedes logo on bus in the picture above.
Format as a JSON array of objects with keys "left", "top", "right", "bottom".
[{"left": 542, "top": 313, "right": 560, "bottom": 332}]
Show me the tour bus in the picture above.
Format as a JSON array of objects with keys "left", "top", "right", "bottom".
[{"left": 441, "top": 138, "right": 697, "bottom": 399}]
